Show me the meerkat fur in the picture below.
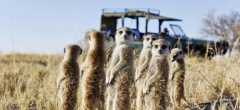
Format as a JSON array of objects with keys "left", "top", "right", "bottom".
[
  {"left": 80, "top": 30, "right": 106, "bottom": 110},
  {"left": 57, "top": 44, "right": 82, "bottom": 110},
  {"left": 142, "top": 39, "right": 170, "bottom": 110},
  {"left": 135, "top": 34, "right": 158, "bottom": 110},
  {"left": 169, "top": 48, "right": 189, "bottom": 109},
  {"left": 106, "top": 27, "right": 134, "bottom": 110}
]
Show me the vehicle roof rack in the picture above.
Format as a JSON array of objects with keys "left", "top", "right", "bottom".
[{"left": 102, "top": 8, "right": 160, "bottom": 16}]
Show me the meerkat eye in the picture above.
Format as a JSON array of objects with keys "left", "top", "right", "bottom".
[
  {"left": 179, "top": 51, "right": 182, "bottom": 55},
  {"left": 119, "top": 30, "right": 123, "bottom": 35},
  {"left": 161, "top": 45, "right": 167, "bottom": 49},
  {"left": 154, "top": 45, "right": 158, "bottom": 49},
  {"left": 126, "top": 30, "right": 132, "bottom": 35},
  {"left": 146, "top": 38, "right": 150, "bottom": 41}
]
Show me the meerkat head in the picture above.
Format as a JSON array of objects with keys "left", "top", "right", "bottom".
[
  {"left": 115, "top": 27, "right": 134, "bottom": 45},
  {"left": 84, "top": 29, "right": 96, "bottom": 48},
  {"left": 170, "top": 48, "right": 183, "bottom": 62},
  {"left": 152, "top": 39, "right": 171, "bottom": 57},
  {"left": 143, "top": 34, "right": 158, "bottom": 48},
  {"left": 64, "top": 44, "right": 82, "bottom": 60},
  {"left": 88, "top": 31, "right": 105, "bottom": 48}
]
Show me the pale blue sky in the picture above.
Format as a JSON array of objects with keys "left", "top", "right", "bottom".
[{"left": 0, "top": 0, "right": 239, "bottom": 54}]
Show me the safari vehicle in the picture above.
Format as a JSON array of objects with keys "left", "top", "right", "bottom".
[{"left": 100, "top": 8, "right": 229, "bottom": 57}]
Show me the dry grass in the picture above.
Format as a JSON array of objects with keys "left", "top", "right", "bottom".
[{"left": 0, "top": 53, "right": 240, "bottom": 110}]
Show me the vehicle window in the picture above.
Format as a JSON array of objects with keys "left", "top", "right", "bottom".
[
  {"left": 135, "top": 17, "right": 144, "bottom": 33},
  {"left": 116, "top": 17, "right": 145, "bottom": 33},
  {"left": 170, "top": 24, "right": 184, "bottom": 36},
  {"left": 148, "top": 19, "right": 158, "bottom": 33},
  {"left": 116, "top": 18, "right": 136, "bottom": 29}
]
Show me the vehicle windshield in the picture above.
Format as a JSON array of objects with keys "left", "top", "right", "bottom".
[{"left": 170, "top": 24, "right": 187, "bottom": 38}]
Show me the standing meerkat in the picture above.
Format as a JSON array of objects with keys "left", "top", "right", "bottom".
[
  {"left": 143, "top": 39, "right": 171, "bottom": 110},
  {"left": 169, "top": 48, "right": 189, "bottom": 109},
  {"left": 80, "top": 30, "right": 106, "bottom": 110},
  {"left": 56, "top": 44, "right": 82, "bottom": 110},
  {"left": 135, "top": 34, "right": 158, "bottom": 110},
  {"left": 106, "top": 27, "right": 134, "bottom": 110}
]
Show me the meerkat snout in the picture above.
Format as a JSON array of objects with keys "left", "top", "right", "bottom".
[
  {"left": 159, "top": 49, "right": 163, "bottom": 54},
  {"left": 150, "top": 40, "right": 155, "bottom": 45},
  {"left": 124, "top": 35, "right": 128, "bottom": 39}
]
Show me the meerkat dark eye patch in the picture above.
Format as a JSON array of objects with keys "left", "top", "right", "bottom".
[
  {"left": 179, "top": 51, "right": 182, "bottom": 54},
  {"left": 126, "top": 30, "right": 132, "bottom": 35},
  {"left": 172, "top": 55, "right": 177, "bottom": 62},
  {"left": 161, "top": 45, "right": 167, "bottom": 49},
  {"left": 146, "top": 38, "right": 150, "bottom": 41},
  {"left": 119, "top": 30, "right": 123, "bottom": 35},
  {"left": 64, "top": 48, "right": 66, "bottom": 53},
  {"left": 154, "top": 45, "right": 158, "bottom": 49}
]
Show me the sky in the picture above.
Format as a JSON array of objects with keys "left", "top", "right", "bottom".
[{"left": 0, "top": 0, "right": 239, "bottom": 54}]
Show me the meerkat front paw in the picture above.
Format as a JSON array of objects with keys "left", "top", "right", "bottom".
[
  {"left": 106, "top": 77, "right": 110, "bottom": 86},
  {"left": 106, "top": 70, "right": 110, "bottom": 84},
  {"left": 107, "top": 74, "right": 114, "bottom": 86},
  {"left": 135, "top": 76, "right": 139, "bottom": 82},
  {"left": 80, "top": 70, "right": 84, "bottom": 78},
  {"left": 143, "top": 82, "right": 149, "bottom": 95},
  {"left": 143, "top": 86, "right": 149, "bottom": 95}
]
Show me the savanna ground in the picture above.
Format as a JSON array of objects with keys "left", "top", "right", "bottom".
[{"left": 0, "top": 51, "right": 240, "bottom": 110}]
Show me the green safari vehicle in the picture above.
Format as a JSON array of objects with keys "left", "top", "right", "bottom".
[{"left": 100, "top": 8, "right": 229, "bottom": 57}]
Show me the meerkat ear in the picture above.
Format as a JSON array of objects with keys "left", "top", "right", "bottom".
[
  {"left": 79, "top": 49, "right": 82, "bottom": 55},
  {"left": 64, "top": 47, "right": 66, "bottom": 53},
  {"left": 142, "top": 35, "right": 146, "bottom": 40},
  {"left": 132, "top": 32, "right": 135, "bottom": 37},
  {"left": 88, "top": 35, "right": 91, "bottom": 41}
]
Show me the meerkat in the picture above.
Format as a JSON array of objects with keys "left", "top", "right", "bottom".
[
  {"left": 56, "top": 44, "right": 82, "bottom": 110},
  {"left": 106, "top": 27, "right": 134, "bottom": 110},
  {"left": 142, "top": 39, "right": 171, "bottom": 110},
  {"left": 135, "top": 34, "right": 158, "bottom": 110},
  {"left": 80, "top": 30, "right": 106, "bottom": 110},
  {"left": 169, "top": 48, "right": 189, "bottom": 109}
]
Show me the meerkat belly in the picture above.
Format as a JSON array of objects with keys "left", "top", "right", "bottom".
[{"left": 114, "top": 66, "right": 132, "bottom": 87}]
